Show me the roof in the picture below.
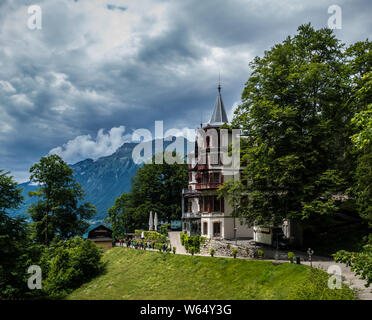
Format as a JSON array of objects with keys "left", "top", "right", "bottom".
[
  {"left": 209, "top": 85, "right": 228, "bottom": 125},
  {"left": 88, "top": 224, "right": 112, "bottom": 233},
  {"left": 91, "top": 238, "right": 113, "bottom": 242},
  {"left": 88, "top": 224, "right": 113, "bottom": 240}
]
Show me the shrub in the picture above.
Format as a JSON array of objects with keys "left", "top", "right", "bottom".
[
  {"left": 210, "top": 248, "right": 215, "bottom": 257},
  {"left": 334, "top": 245, "right": 372, "bottom": 287},
  {"left": 173, "top": 247, "right": 176, "bottom": 254},
  {"left": 288, "top": 252, "right": 295, "bottom": 263},
  {"left": 40, "top": 237, "right": 103, "bottom": 298},
  {"left": 232, "top": 248, "right": 238, "bottom": 259},
  {"left": 189, "top": 247, "right": 195, "bottom": 256},
  {"left": 287, "top": 268, "right": 356, "bottom": 300},
  {"left": 143, "top": 231, "right": 167, "bottom": 243},
  {"left": 160, "top": 223, "right": 170, "bottom": 236},
  {"left": 226, "top": 244, "right": 231, "bottom": 250},
  {"left": 257, "top": 249, "right": 264, "bottom": 258},
  {"left": 181, "top": 234, "right": 205, "bottom": 254}
]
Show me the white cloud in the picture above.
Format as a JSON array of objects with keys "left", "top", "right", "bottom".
[
  {"left": 48, "top": 126, "right": 131, "bottom": 164},
  {"left": 227, "top": 101, "right": 240, "bottom": 122},
  {"left": 0, "top": 80, "right": 16, "bottom": 94}
]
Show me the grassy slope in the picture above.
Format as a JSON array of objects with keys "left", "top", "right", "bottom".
[{"left": 67, "top": 248, "right": 354, "bottom": 300}]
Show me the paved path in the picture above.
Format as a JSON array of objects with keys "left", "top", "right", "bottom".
[
  {"left": 168, "top": 231, "right": 187, "bottom": 254},
  {"left": 300, "top": 258, "right": 372, "bottom": 300}
]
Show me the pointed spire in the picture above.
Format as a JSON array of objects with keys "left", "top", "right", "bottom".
[{"left": 210, "top": 84, "right": 228, "bottom": 125}]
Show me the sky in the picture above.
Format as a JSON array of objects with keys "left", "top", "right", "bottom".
[{"left": 0, "top": 0, "right": 371, "bottom": 183}]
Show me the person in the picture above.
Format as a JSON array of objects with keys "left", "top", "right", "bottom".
[{"left": 119, "top": 238, "right": 123, "bottom": 247}]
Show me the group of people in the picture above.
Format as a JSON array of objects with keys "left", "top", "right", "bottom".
[{"left": 118, "top": 238, "right": 170, "bottom": 252}]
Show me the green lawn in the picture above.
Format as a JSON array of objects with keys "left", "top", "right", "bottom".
[{"left": 67, "top": 247, "right": 355, "bottom": 300}]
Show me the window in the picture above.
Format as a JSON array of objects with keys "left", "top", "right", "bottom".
[
  {"left": 213, "top": 222, "right": 221, "bottom": 237},
  {"left": 213, "top": 172, "right": 220, "bottom": 183},
  {"left": 204, "top": 197, "right": 209, "bottom": 212},
  {"left": 213, "top": 196, "right": 220, "bottom": 212},
  {"left": 203, "top": 222, "right": 208, "bottom": 235}
]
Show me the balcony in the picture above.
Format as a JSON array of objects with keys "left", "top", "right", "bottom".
[
  {"left": 196, "top": 164, "right": 208, "bottom": 171},
  {"left": 195, "top": 183, "right": 222, "bottom": 190},
  {"left": 182, "top": 212, "right": 201, "bottom": 219},
  {"left": 182, "top": 189, "right": 200, "bottom": 197}
]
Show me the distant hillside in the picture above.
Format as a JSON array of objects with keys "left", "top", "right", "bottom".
[{"left": 11, "top": 138, "right": 192, "bottom": 223}]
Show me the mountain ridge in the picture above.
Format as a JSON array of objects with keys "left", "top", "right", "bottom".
[{"left": 11, "top": 138, "right": 192, "bottom": 223}]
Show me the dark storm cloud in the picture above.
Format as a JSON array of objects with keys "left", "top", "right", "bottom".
[{"left": 0, "top": 0, "right": 371, "bottom": 182}]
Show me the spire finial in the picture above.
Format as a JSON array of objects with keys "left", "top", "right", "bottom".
[{"left": 218, "top": 71, "right": 221, "bottom": 93}]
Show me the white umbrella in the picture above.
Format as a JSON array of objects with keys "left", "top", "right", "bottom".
[
  {"left": 154, "top": 212, "right": 158, "bottom": 232},
  {"left": 149, "top": 211, "right": 153, "bottom": 231}
]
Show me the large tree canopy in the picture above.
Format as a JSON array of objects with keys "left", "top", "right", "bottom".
[
  {"left": 0, "top": 170, "right": 31, "bottom": 298},
  {"left": 106, "top": 151, "right": 188, "bottom": 237},
  {"left": 28, "top": 155, "right": 96, "bottom": 245},
  {"left": 220, "top": 24, "right": 370, "bottom": 226}
]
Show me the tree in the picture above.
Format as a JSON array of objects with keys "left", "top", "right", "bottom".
[
  {"left": 28, "top": 155, "right": 96, "bottom": 245},
  {"left": 106, "top": 151, "right": 188, "bottom": 235},
  {"left": 0, "top": 170, "right": 35, "bottom": 298},
  {"left": 220, "top": 24, "right": 354, "bottom": 226},
  {"left": 351, "top": 74, "right": 372, "bottom": 225}
]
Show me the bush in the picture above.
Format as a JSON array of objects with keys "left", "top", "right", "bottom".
[
  {"left": 288, "top": 252, "right": 295, "bottom": 263},
  {"left": 160, "top": 223, "right": 170, "bottom": 236},
  {"left": 257, "top": 249, "right": 264, "bottom": 258},
  {"left": 210, "top": 248, "right": 215, "bottom": 257},
  {"left": 334, "top": 245, "right": 372, "bottom": 287},
  {"left": 287, "top": 268, "right": 356, "bottom": 300},
  {"left": 232, "top": 248, "right": 238, "bottom": 259},
  {"left": 143, "top": 231, "right": 167, "bottom": 243},
  {"left": 180, "top": 234, "right": 205, "bottom": 254},
  {"left": 40, "top": 237, "right": 103, "bottom": 298},
  {"left": 180, "top": 232, "right": 185, "bottom": 245},
  {"left": 173, "top": 247, "right": 176, "bottom": 254},
  {"left": 189, "top": 247, "right": 195, "bottom": 256}
]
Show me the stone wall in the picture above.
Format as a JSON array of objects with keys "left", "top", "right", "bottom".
[
  {"left": 200, "top": 239, "right": 256, "bottom": 258},
  {"left": 200, "top": 239, "right": 291, "bottom": 260}
]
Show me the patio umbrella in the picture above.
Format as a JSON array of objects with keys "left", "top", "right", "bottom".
[
  {"left": 149, "top": 211, "right": 153, "bottom": 231},
  {"left": 154, "top": 212, "right": 158, "bottom": 232}
]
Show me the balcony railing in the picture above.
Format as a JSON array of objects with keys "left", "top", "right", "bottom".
[
  {"left": 182, "top": 212, "right": 201, "bottom": 219},
  {"left": 182, "top": 189, "right": 199, "bottom": 196},
  {"left": 195, "top": 183, "right": 221, "bottom": 190},
  {"left": 197, "top": 164, "right": 208, "bottom": 171}
]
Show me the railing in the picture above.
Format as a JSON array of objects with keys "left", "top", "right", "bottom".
[
  {"left": 182, "top": 189, "right": 199, "bottom": 195},
  {"left": 195, "top": 183, "right": 221, "bottom": 190},
  {"left": 182, "top": 212, "right": 201, "bottom": 219},
  {"left": 197, "top": 164, "right": 208, "bottom": 171}
]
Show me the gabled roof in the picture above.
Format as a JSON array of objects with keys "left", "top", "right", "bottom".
[{"left": 209, "top": 85, "right": 228, "bottom": 125}]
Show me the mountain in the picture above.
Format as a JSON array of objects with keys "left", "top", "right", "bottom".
[{"left": 11, "top": 138, "right": 193, "bottom": 224}]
